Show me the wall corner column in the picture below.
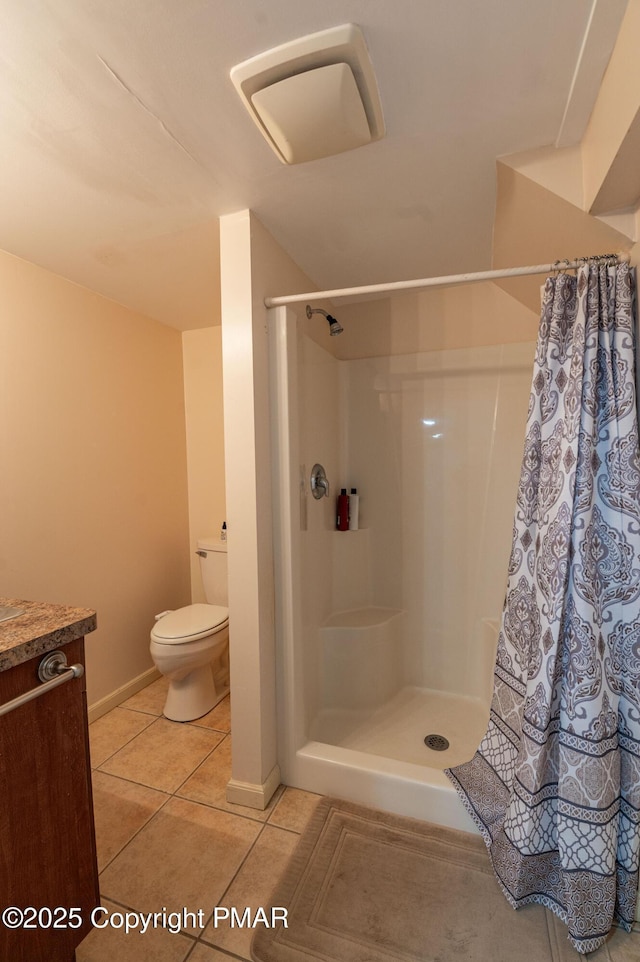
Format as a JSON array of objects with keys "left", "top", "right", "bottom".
[{"left": 219, "top": 210, "right": 279, "bottom": 808}]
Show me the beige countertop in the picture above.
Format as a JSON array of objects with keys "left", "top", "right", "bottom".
[{"left": 0, "top": 597, "right": 97, "bottom": 672}]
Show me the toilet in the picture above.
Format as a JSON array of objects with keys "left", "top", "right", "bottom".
[{"left": 150, "top": 538, "right": 229, "bottom": 722}]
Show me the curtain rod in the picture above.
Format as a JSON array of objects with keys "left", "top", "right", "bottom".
[{"left": 264, "top": 251, "right": 631, "bottom": 308}]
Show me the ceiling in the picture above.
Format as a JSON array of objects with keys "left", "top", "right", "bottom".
[{"left": 0, "top": 1, "right": 628, "bottom": 330}]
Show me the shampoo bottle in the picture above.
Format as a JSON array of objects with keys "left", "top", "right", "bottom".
[
  {"left": 348, "top": 488, "right": 359, "bottom": 530},
  {"left": 337, "top": 489, "right": 350, "bottom": 531}
]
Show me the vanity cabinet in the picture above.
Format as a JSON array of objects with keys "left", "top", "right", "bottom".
[{"left": 0, "top": 636, "right": 99, "bottom": 962}]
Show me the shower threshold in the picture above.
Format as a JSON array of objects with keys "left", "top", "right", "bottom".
[{"left": 309, "top": 685, "right": 489, "bottom": 770}]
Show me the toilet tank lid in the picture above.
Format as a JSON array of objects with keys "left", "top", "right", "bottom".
[{"left": 152, "top": 603, "right": 229, "bottom": 641}]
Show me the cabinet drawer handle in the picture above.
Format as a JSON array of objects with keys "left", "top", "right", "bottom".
[{"left": 0, "top": 651, "right": 84, "bottom": 717}]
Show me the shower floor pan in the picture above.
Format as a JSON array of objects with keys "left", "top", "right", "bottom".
[
  {"left": 309, "top": 685, "right": 489, "bottom": 770},
  {"left": 290, "top": 686, "right": 489, "bottom": 831}
]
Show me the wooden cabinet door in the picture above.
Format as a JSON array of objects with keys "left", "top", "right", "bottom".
[{"left": 0, "top": 638, "right": 99, "bottom": 961}]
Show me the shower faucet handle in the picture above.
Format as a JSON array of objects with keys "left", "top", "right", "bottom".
[{"left": 310, "top": 463, "right": 330, "bottom": 499}]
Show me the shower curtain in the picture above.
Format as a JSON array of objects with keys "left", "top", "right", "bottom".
[{"left": 446, "top": 260, "right": 640, "bottom": 954}]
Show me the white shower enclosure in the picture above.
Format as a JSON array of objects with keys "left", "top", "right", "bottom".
[{"left": 269, "top": 304, "right": 534, "bottom": 829}]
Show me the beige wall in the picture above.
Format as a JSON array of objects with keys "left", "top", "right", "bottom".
[
  {"left": 494, "top": 0, "right": 640, "bottom": 291},
  {"left": 219, "top": 210, "right": 318, "bottom": 805},
  {"left": 0, "top": 249, "right": 191, "bottom": 705},
  {"left": 492, "top": 162, "right": 630, "bottom": 314},
  {"left": 581, "top": 0, "right": 640, "bottom": 215},
  {"left": 333, "top": 281, "right": 539, "bottom": 359},
  {"left": 182, "top": 326, "right": 226, "bottom": 601}
]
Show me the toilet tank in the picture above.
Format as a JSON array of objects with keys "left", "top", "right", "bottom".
[{"left": 197, "top": 538, "right": 228, "bottom": 606}]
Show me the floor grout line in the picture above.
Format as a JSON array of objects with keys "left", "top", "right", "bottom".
[
  {"left": 171, "top": 731, "right": 230, "bottom": 798},
  {"left": 89, "top": 712, "right": 157, "bottom": 769},
  {"left": 94, "top": 725, "right": 227, "bottom": 791},
  {"left": 93, "top": 786, "right": 173, "bottom": 875}
]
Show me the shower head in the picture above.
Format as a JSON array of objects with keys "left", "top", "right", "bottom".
[{"left": 306, "top": 304, "right": 344, "bottom": 336}]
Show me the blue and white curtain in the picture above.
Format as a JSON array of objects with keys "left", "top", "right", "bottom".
[{"left": 447, "top": 260, "right": 640, "bottom": 954}]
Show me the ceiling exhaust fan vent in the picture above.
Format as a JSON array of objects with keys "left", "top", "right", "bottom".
[{"left": 230, "top": 23, "right": 385, "bottom": 165}]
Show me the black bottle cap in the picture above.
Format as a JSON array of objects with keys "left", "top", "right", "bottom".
[{"left": 340, "top": 488, "right": 347, "bottom": 495}]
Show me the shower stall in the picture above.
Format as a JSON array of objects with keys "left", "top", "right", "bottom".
[{"left": 269, "top": 300, "right": 535, "bottom": 830}]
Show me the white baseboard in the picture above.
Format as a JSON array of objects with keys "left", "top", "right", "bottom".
[
  {"left": 226, "top": 764, "right": 281, "bottom": 811},
  {"left": 88, "top": 666, "right": 161, "bottom": 724}
]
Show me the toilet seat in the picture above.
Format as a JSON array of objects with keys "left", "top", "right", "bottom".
[{"left": 151, "top": 603, "right": 229, "bottom": 645}]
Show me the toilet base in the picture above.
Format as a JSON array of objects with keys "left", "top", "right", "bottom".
[{"left": 163, "top": 663, "right": 230, "bottom": 722}]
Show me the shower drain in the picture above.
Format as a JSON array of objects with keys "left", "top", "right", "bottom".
[{"left": 424, "top": 733, "right": 450, "bottom": 751}]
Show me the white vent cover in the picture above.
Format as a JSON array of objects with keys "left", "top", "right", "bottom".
[{"left": 231, "top": 23, "right": 385, "bottom": 165}]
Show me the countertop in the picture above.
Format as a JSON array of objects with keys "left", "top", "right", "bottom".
[{"left": 0, "top": 597, "right": 97, "bottom": 672}]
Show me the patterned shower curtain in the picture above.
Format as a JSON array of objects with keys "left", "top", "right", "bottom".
[{"left": 446, "top": 260, "right": 640, "bottom": 954}]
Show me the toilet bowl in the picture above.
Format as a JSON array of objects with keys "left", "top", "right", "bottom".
[{"left": 150, "top": 602, "right": 230, "bottom": 722}]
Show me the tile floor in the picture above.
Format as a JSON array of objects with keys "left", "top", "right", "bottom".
[
  {"left": 77, "top": 676, "right": 321, "bottom": 962},
  {"left": 77, "top": 676, "right": 639, "bottom": 962}
]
